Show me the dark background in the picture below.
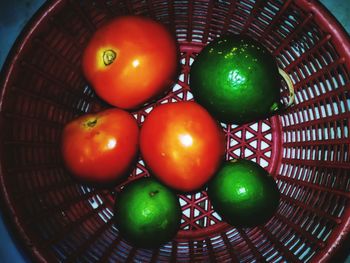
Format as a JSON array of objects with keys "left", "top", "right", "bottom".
[{"left": 0, "top": 0, "right": 349, "bottom": 262}]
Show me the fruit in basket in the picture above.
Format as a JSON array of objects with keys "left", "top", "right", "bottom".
[
  {"left": 140, "top": 101, "right": 225, "bottom": 192},
  {"left": 61, "top": 108, "right": 139, "bottom": 185},
  {"left": 207, "top": 159, "right": 280, "bottom": 227},
  {"left": 114, "top": 177, "right": 181, "bottom": 248},
  {"left": 190, "top": 35, "right": 282, "bottom": 124},
  {"left": 82, "top": 15, "right": 178, "bottom": 109}
]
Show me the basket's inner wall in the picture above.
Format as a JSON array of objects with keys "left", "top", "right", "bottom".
[{"left": 0, "top": 0, "right": 349, "bottom": 262}]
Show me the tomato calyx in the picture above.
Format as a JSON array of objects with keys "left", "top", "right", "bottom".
[
  {"left": 102, "top": 49, "right": 117, "bottom": 66},
  {"left": 84, "top": 118, "right": 98, "bottom": 128}
]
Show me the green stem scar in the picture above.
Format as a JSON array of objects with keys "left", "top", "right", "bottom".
[
  {"left": 149, "top": 190, "right": 159, "bottom": 197},
  {"left": 270, "top": 102, "right": 280, "bottom": 112},
  {"left": 86, "top": 118, "right": 98, "bottom": 128},
  {"left": 103, "top": 49, "right": 116, "bottom": 66}
]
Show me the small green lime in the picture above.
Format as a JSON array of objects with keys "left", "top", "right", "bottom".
[
  {"left": 114, "top": 178, "right": 181, "bottom": 248},
  {"left": 207, "top": 159, "right": 280, "bottom": 227},
  {"left": 190, "top": 35, "right": 281, "bottom": 124}
]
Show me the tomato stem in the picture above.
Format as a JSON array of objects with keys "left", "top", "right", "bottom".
[
  {"left": 103, "top": 49, "right": 116, "bottom": 66},
  {"left": 86, "top": 118, "right": 98, "bottom": 128}
]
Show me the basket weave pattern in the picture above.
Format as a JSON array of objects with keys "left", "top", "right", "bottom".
[{"left": 0, "top": 0, "right": 349, "bottom": 262}]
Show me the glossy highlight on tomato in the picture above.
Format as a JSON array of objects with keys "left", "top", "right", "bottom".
[
  {"left": 140, "top": 101, "right": 226, "bottom": 192},
  {"left": 61, "top": 108, "right": 139, "bottom": 186},
  {"left": 82, "top": 15, "right": 179, "bottom": 109}
]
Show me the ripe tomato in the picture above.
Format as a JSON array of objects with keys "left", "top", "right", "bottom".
[
  {"left": 61, "top": 109, "right": 139, "bottom": 185},
  {"left": 140, "top": 102, "right": 226, "bottom": 192},
  {"left": 82, "top": 16, "right": 178, "bottom": 109}
]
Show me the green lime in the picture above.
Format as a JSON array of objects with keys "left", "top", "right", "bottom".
[
  {"left": 207, "top": 159, "right": 280, "bottom": 227},
  {"left": 114, "top": 178, "right": 181, "bottom": 248},
  {"left": 190, "top": 35, "right": 281, "bottom": 124}
]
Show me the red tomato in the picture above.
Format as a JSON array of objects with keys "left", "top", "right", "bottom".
[
  {"left": 140, "top": 102, "right": 226, "bottom": 192},
  {"left": 61, "top": 109, "right": 139, "bottom": 185},
  {"left": 82, "top": 16, "right": 178, "bottom": 109}
]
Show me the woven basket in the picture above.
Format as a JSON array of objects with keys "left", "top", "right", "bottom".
[{"left": 0, "top": 0, "right": 349, "bottom": 262}]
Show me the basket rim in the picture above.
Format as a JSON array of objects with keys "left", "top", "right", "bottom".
[
  {"left": 293, "top": 1, "right": 350, "bottom": 262},
  {"left": 0, "top": 1, "right": 67, "bottom": 262},
  {"left": 295, "top": 0, "right": 350, "bottom": 70},
  {"left": 0, "top": 0, "right": 349, "bottom": 262}
]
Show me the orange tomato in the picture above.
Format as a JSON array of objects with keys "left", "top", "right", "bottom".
[
  {"left": 61, "top": 109, "right": 139, "bottom": 185},
  {"left": 82, "top": 16, "right": 178, "bottom": 109},
  {"left": 140, "top": 102, "right": 226, "bottom": 192}
]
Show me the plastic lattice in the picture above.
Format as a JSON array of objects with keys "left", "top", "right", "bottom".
[{"left": 0, "top": 0, "right": 349, "bottom": 262}]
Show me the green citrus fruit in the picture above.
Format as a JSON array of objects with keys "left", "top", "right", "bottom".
[
  {"left": 114, "top": 178, "right": 181, "bottom": 248},
  {"left": 207, "top": 159, "right": 280, "bottom": 227},
  {"left": 190, "top": 35, "right": 281, "bottom": 124}
]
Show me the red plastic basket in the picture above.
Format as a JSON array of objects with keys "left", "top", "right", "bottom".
[{"left": 0, "top": 0, "right": 349, "bottom": 262}]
